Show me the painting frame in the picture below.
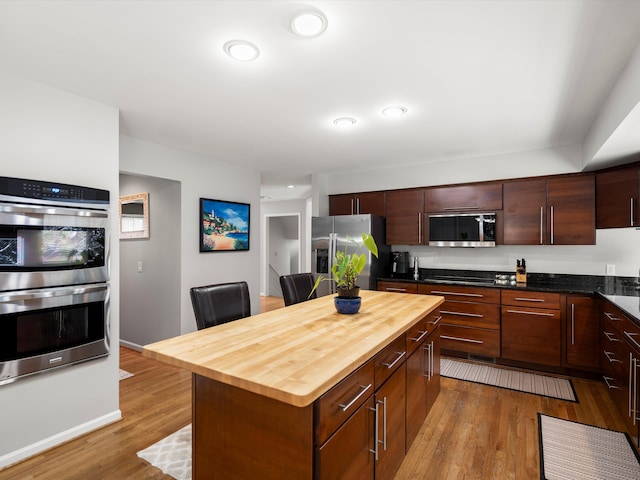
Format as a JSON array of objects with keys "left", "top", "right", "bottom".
[{"left": 199, "top": 198, "right": 250, "bottom": 252}]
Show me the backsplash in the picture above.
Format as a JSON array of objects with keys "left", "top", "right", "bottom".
[{"left": 393, "top": 227, "right": 640, "bottom": 277}]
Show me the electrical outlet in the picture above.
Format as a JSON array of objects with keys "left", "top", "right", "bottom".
[
  {"left": 606, "top": 264, "right": 615, "bottom": 276},
  {"left": 137, "top": 261, "right": 143, "bottom": 273}
]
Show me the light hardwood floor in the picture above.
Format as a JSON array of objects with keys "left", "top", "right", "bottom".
[{"left": 1, "top": 295, "right": 630, "bottom": 479}]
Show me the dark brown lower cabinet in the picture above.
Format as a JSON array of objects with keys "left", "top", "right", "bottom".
[
  {"left": 501, "top": 306, "right": 561, "bottom": 366},
  {"left": 316, "top": 397, "right": 375, "bottom": 480},
  {"left": 374, "top": 366, "right": 406, "bottom": 480},
  {"left": 565, "top": 295, "right": 599, "bottom": 370}
]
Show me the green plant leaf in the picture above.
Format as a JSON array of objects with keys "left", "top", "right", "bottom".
[{"left": 362, "top": 233, "right": 378, "bottom": 258}]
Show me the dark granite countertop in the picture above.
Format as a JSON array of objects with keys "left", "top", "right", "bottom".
[{"left": 378, "top": 268, "right": 640, "bottom": 322}]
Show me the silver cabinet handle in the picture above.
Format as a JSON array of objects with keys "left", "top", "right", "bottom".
[
  {"left": 418, "top": 213, "right": 422, "bottom": 244},
  {"left": 423, "top": 341, "right": 434, "bottom": 380},
  {"left": 338, "top": 383, "right": 372, "bottom": 412},
  {"left": 540, "top": 206, "right": 544, "bottom": 244},
  {"left": 381, "top": 351, "right": 406, "bottom": 369},
  {"left": 603, "top": 376, "right": 619, "bottom": 389},
  {"left": 506, "top": 309, "right": 554, "bottom": 317},
  {"left": 631, "top": 197, "right": 635, "bottom": 227},
  {"left": 604, "top": 331, "right": 620, "bottom": 342},
  {"left": 624, "top": 332, "right": 640, "bottom": 350},
  {"left": 378, "top": 397, "right": 387, "bottom": 452},
  {"left": 514, "top": 297, "right": 545, "bottom": 302},
  {"left": 442, "top": 206, "right": 479, "bottom": 210},
  {"left": 570, "top": 304, "right": 575, "bottom": 345},
  {"left": 440, "top": 335, "right": 482, "bottom": 344},
  {"left": 604, "top": 311, "right": 621, "bottom": 321},
  {"left": 604, "top": 351, "right": 622, "bottom": 363},
  {"left": 629, "top": 353, "right": 634, "bottom": 419},
  {"left": 431, "top": 290, "right": 483, "bottom": 298},
  {"left": 385, "top": 287, "right": 408, "bottom": 292},
  {"left": 440, "top": 310, "right": 483, "bottom": 318},
  {"left": 410, "top": 330, "right": 429, "bottom": 343},
  {"left": 351, "top": 198, "right": 355, "bottom": 215},
  {"left": 429, "top": 315, "right": 442, "bottom": 327},
  {"left": 356, "top": 197, "right": 360, "bottom": 215}
]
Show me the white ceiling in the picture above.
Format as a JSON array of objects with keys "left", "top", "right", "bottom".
[{"left": 1, "top": 1, "right": 640, "bottom": 201}]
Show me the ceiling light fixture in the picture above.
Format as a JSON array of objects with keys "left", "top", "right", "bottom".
[
  {"left": 382, "top": 106, "right": 408, "bottom": 117},
  {"left": 287, "top": 185, "right": 295, "bottom": 189},
  {"left": 291, "top": 11, "right": 328, "bottom": 37},
  {"left": 223, "top": 40, "right": 260, "bottom": 61},
  {"left": 333, "top": 117, "right": 357, "bottom": 128}
]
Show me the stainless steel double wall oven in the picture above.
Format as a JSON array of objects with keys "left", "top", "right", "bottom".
[{"left": 0, "top": 176, "right": 110, "bottom": 385}]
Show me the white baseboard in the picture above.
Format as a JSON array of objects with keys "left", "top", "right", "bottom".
[{"left": 0, "top": 410, "right": 122, "bottom": 470}]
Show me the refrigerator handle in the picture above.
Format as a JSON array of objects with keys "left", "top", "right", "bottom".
[{"left": 329, "top": 233, "right": 336, "bottom": 294}]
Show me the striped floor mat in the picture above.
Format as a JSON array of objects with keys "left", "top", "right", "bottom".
[
  {"left": 539, "top": 414, "right": 640, "bottom": 479},
  {"left": 441, "top": 358, "right": 577, "bottom": 402}
]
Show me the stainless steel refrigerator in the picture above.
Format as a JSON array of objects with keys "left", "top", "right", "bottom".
[{"left": 311, "top": 214, "right": 389, "bottom": 297}]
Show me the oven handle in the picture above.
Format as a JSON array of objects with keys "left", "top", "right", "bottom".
[
  {"left": 0, "top": 203, "right": 108, "bottom": 218},
  {"left": 0, "top": 284, "right": 108, "bottom": 303}
]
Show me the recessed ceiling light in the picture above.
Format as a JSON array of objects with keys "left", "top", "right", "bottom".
[
  {"left": 291, "top": 11, "right": 328, "bottom": 37},
  {"left": 382, "top": 106, "right": 408, "bottom": 117},
  {"left": 333, "top": 117, "right": 357, "bottom": 127},
  {"left": 287, "top": 185, "right": 295, "bottom": 189},
  {"left": 223, "top": 40, "right": 260, "bottom": 61}
]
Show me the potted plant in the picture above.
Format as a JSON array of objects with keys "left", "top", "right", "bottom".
[{"left": 309, "top": 233, "right": 379, "bottom": 314}]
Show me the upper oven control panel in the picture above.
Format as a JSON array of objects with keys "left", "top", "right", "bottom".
[{"left": 0, "top": 176, "right": 109, "bottom": 206}]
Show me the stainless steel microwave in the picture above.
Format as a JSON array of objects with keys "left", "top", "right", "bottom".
[{"left": 428, "top": 213, "right": 496, "bottom": 247}]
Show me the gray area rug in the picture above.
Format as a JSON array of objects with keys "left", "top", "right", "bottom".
[
  {"left": 441, "top": 358, "right": 577, "bottom": 401},
  {"left": 539, "top": 414, "right": 640, "bottom": 480},
  {"left": 137, "top": 424, "right": 191, "bottom": 480}
]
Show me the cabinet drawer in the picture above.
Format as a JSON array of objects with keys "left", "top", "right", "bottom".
[
  {"left": 439, "top": 324, "right": 500, "bottom": 357},
  {"left": 315, "top": 359, "right": 374, "bottom": 446},
  {"left": 377, "top": 281, "right": 418, "bottom": 294},
  {"left": 501, "top": 289, "right": 560, "bottom": 309},
  {"left": 437, "top": 301, "right": 500, "bottom": 329},
  {"left": 418, "top": 283, "right": 500, "bottom": 304},
  {"left": 501, "top": 306, "right": 561, "bottom": 366},
  {"left": 374, "top": 335, "right": 407, "bottom": 389}
]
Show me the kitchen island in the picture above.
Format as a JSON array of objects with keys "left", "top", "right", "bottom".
[{"left": 143, "top": 290, "right": 444, "bottom": 479}]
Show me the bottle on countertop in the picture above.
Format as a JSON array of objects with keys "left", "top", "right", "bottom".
[
  {"left": 413, "top": 256, "right": 419, "bottom": 280},
  {"left": 516, "top": 258, "right": 527, "bottom": 284}
]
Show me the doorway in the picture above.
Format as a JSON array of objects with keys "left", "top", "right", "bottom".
[{"left": 265, "top": 214, "right": 301, "bottom": 297}]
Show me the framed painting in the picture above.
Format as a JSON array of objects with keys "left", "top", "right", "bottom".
[{"left": 199, "top": 198, "right": 250, "bottom": 252}]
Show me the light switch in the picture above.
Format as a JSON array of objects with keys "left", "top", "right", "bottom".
[{"left": 137, "top": 261, "right": 143, "bottom": 273}]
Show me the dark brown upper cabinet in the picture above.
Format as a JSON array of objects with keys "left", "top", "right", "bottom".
[
  {"left": 328, "top": 192, "right": 385, "bottom": 216},
  {"left": 503, "top": 174, "right": 595, "bottom": 245},
  {"left": 385, "top": 189, "right": 425, "bottom": 245},
  {"left": 424, "top": 183, "right": 502, "bottom": 212},
  {"left": 595, "top": 164, "right": 640, "bottom": 229}
]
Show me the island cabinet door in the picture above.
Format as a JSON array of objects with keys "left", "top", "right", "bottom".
[
  {"left": 425, "top": 327, "right": 441, "bottom": 415},
  {"left": 405, "top": 339, "right": 428, "bottom": 450},
  {"left": 374, "top": 365, "right": 407, "bottom": 480},
  {"left": 316, "top": 396, "right": 375, "bottom": 480}
]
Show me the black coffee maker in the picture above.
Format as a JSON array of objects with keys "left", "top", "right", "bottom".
[{"left": 391, "top": 251, "right": 409, "bottom": 277}]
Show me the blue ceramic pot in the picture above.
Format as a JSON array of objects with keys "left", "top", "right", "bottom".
[{"left": 334, "top": 296, "right": 361, "bottom": 314}]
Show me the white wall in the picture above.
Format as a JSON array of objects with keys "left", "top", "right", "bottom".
[
  {"left": 0, "top": 72, "right": 120, "bottom": 467},
  {"left": 119, "top": 174, "right": 181, "bottom": 349},
  {"left": 119, "top": 135, "right": 261, "bottom": 334},
  {"left": 327, "top": 144, "right": 583, "bottom": 194},
  {"left": 398, "top": 228, "right": 640, "bottom": 278},
  {"left": 260, "top": 198, "right": 310, "bottom": 296}
]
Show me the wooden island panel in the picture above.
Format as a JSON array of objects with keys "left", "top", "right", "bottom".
[{"left": 143, "top": 290, "right": 443, "bottom": 407}]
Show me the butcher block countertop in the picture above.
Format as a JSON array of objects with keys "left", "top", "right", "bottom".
[{"left": 143, "top": 290, "right": 443, "bottom": 407}]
